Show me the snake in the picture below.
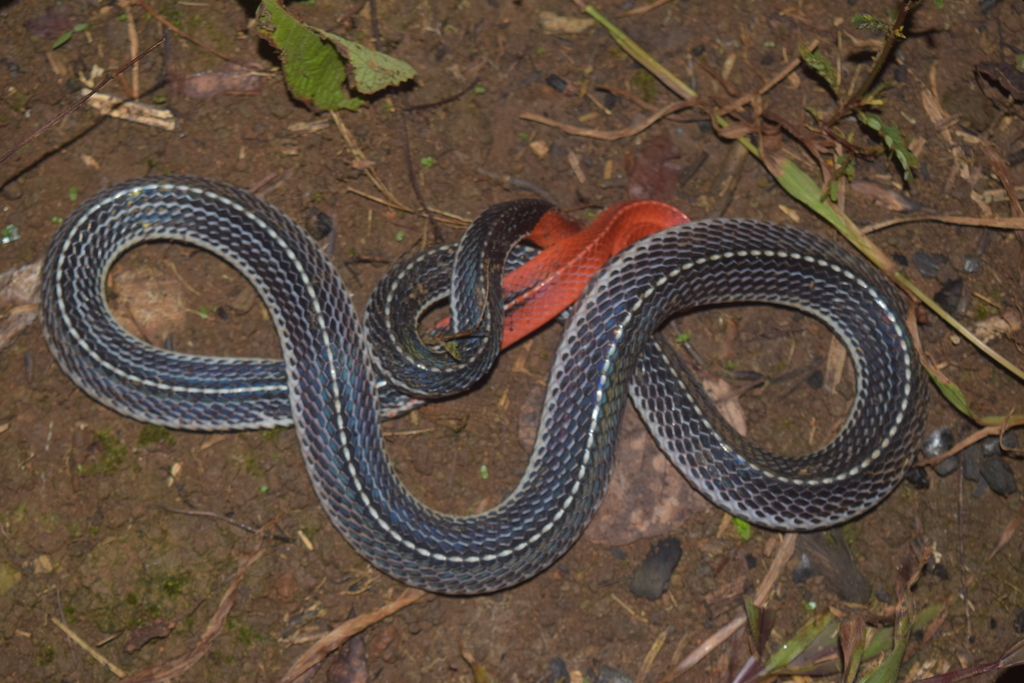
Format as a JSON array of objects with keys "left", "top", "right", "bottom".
[{"left": 40, "top": 176, "right": 928, "bottom": 595}]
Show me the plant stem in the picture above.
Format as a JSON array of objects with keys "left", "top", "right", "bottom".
[
  {"left": 583, "top": 5, "right": 698, "bottom": 100},
  {"left": 826, "top": 0, "right": 922, "bottom": 127}
]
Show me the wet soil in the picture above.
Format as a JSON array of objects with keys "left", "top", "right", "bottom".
[{"left": 1, "top": 0, "right": 1023, "bottom": 681}]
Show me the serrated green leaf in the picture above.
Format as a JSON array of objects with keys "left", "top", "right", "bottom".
[
  {"left": 316, "top": 30, "right": 416, "bottom": 95},
  {"left": 256, "top": 0, "right": 364, "bottom": 111},
  {"left": 856, "top": 111, "right": 918, "bottom": 180},
  {"left": 799, "top": 44, "right": 839, "bottom": 95}
]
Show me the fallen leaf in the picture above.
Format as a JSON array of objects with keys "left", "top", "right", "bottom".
[
  {"left": 626, "top": 135, "right": 681, "bottom": 201},
  {"left": 176, "top": 63, "right": 266, "bottom": 99},
  {"left": 326, "top": 634, "right": 369, "bottom": 683},
  {"left": 849, "top": 180, "right": 923, "bottom": 212},
  {"left": 978, "top": 62, "right": 1024, "bottom": 101},
  {"left": 538, "top": 11, "right": 596, "bottom": 34}
]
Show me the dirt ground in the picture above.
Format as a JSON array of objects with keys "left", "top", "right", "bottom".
[{"left": 1, "top": 0, "right": 1023, "bottom": 681}]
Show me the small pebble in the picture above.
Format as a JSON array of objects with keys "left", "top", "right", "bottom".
[
  {"left": 981, "top": 436, "right": 1002, "bottom": 457},
  {"left": 545, "top": 74, "right": 567, "bottom": 92},
  {"left": 629, "top": 537, "right": 681, "bottom": 600},
  {"left": 305, "top": 208, "right": 334, "bottom": 240},
  {"left": 595, "top": 665, "right": 633, "bottom": 683},
  {"left": 549, "top": 657, "right": 570, "bottom": 683},
  {"left": 935, "top": 455, "right": 960, "bottom": 477},
  {"left": 921, "top": 427, "right": 954, "bottom": 457},
  {"left": 904, "top": 466, "right": 929, "bottom": 489},
  {"left": 962, "top": 256, "right": 980, "bottom": 274},
  {"left": 934, "top": 279, "right": 964, "bottom": 316},
  {"left": 792, "top": 553, "right": 815, "bottom": 583},
  {"left": 980, "top": 458, "right": 1018, "bottom": 496},
  {"left": 1, "top": 181, "right": 22, "bottom": 200},
  {"left": 962, "top": 444, "right": 982, "bottom": 480},
  {"left": 1002, "top": 431, "right": 1020, "bottom": 450},
  {"left": 912, "top": 251, "right": 946, "bottom": 279},
  {"left": 892, "top": 252, "right": 909, "bottom": 267}
]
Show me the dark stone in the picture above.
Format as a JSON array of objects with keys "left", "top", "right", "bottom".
[
  {"left": 935, "top": 455, "right": 960, "bottom": 477},
  {"left": 921, "top": 427, "right": 954, "bottom": 457},
  {"left": 545, "top": 74, "right": 567, "bottom": 92},
  {"left": 934, "top": 279, "right": 964, "bottom": 316},
  {"left": 980, "top": 458, "right": 1018, "bottom": 496},
  {"left": 595, "top": 665, "right": 633, "bottom": 683},
  {"left": 904, "top": 466, "right": 929, "bottom": 489},
  {"left": 629, "top": 537, "right": 682, "bottom": 600},
  {"left": 981, "top": 436, "right": 1002, "bottom": 457},
  {"left": 549, "top": 657, "right": 570, "bottom": 683},
  {"left": 962, "top": 444, "right": 983, "bottom": 480},
  {"left": 912, "top": 251, "right": 945, "bottom": 279},
  {"left": 792, "top": 553, "right": 815, "bottom": 583},
  {"left": 305, "top": 207, "right": 333, "bottom": 240}
]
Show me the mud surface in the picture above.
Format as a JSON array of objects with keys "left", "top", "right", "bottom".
[{"left": 1, "top": 0, "right": 1023, "bottom": 681}]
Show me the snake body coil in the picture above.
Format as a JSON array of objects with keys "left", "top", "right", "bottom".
[{"left": 41, "top": 177, "right": 927, "bottom": 594}]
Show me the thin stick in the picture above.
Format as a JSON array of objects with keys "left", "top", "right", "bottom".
[
  {"left": 51, "top": 617, "right": 128, "bottom": 678},
  {"left": 520, "top": 100, "right": 693, "bottom": 141},
  {"left": 121, "top": 1, "right": 141, "bottom": 99},
  {"left": 345, "top": 187, "right": 469, "bottom": 225},
  {"left": 619, "top": 0, "right": 675, "bottom": 17},
  {"left": 716, "top": 39, "right": 819, "bottom": 116},
  {"left": 278, "top": 588, "right": 425, "bottom": 682},
  {"left": 863, "top": 214, "right": 1024, "bottom": 233},
  {"left": 152, "top": 504, "right": 293, "bottom": 542},
  {"left": 657, "top": 534, "right": 796, "bottom": 683},
  {"left": 132, "top": 0, "right": 238, "bottom": 64},
  {"left": 0, "top": 39, "right": 164, "bottom": 168},
  {"left": 330, "top": 110, "right": 406, "bottom": 209},
  {"left": 583, "top": 5, "right": 697, "bottom": 100}
]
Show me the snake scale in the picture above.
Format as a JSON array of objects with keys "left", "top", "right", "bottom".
[{"left": 41, "top": 177, "right": 927, "bottom": 594}]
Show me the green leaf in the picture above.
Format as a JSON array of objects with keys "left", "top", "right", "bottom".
[
  {"left": 52, "top": 23, "right": 88, "bottom": 50},
  {"left": 732, "top": 517, "right": 752, "bottom": 540},
  {"left": 799, "top": 44, "right": 839, "bottom": 95},
  {"left": 761, "top": 613, "right": 835, "bottom": 674},
  {"left": 773, "top": 157, "right": 848, "bottom": 229},
  {"left": 851, "top": 13, "right": 890, "bottom": 32},
  {"left": 924, "top": 367, "right": 975, "bottom": 420},
  {"left": 316, "top": 29, "right": 417, "bottom": 95},
  {"left": 256, "top": 0, "right": 413, "bottom": 110},
  {"left": 442, "top": 340, "right": 461, "bottom": 361},
  {"left": 52, "top": 29, "right": 75, "bottom": 49},
  {"left": 856, "top": 111, "right": 919, "bottom": 181}
]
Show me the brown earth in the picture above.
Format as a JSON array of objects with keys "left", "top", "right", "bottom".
[{"left": 1, "top": 0, "right": 1023, "bottom": 681}]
